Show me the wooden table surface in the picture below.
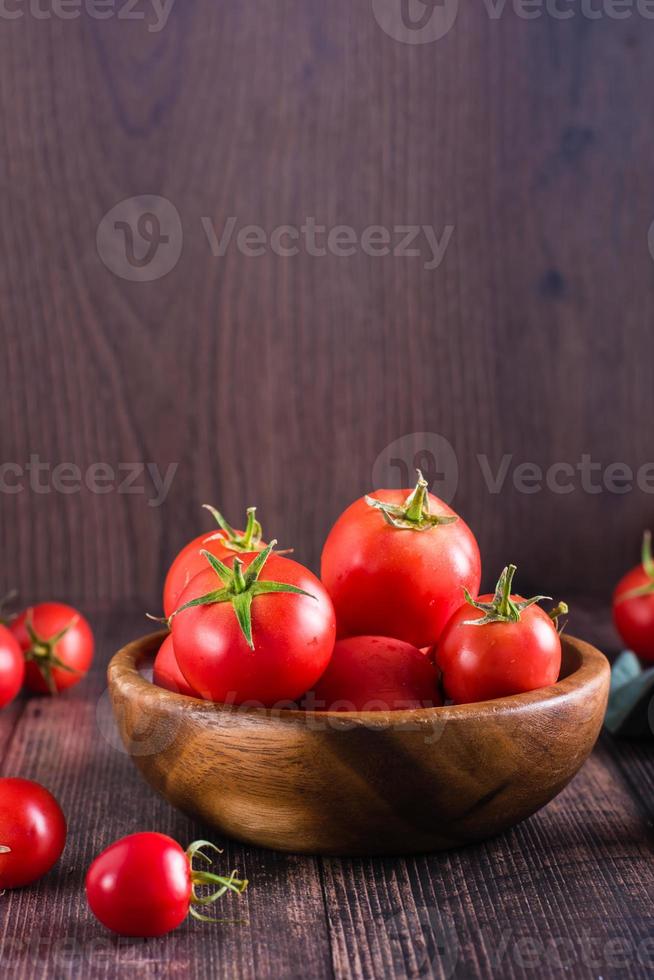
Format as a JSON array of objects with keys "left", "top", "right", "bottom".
[{"left": 0, "top": 601, "right": 651, "bottom": 980}]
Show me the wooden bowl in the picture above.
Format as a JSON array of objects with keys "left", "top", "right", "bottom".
[{"left": 108, "top": 631, "right": 609, "bottom": 856}]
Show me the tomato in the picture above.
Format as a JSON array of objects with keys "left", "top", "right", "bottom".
[
  {"left": 164, "top": 506, "right": 268, "bottom": 618},
  {"left": 436, "top": 565, "right": 565, "bottom": 704},
  {"left": 171, "top": 542, "right": 335, "bottom": 706},
  {"left": 321, "top": 471, "right": 481, "bottom": 648},
  {"left": 0, "top": 624, "right": 24, "bottom": 708},
  {"left": 0, "top": 778, "right": 67, "bottom": 888},
  {"left": 613, "top": 531, "right": 654, "bottom": 663},
  {"left": 9, "top": 603, "right": 94, "bottom": 695},
  {"left": 307, "top": 636, "right": 442, "bottom": 711},
  {"left": 86, "top": 833, "right": 247, "bottom": 937},
  {"left": 153, "top": 634, "right": 199, "bottom": 698}
]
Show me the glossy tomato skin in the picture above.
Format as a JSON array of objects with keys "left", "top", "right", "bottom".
[
  {"left": 153, "top": 634, "right": 199, "bottom": 698},
  {"left": 613, "top": 566, "right": 654, "bottom": 662},
  {"left": 9, "top": 603, "right": 94, "bottom": 694},
  {"left": 0, "top": 625, "right": 24, "bottom": 707},
  {"left": 309, "top": 636, "right": 442, "bottom": 711},
  {"left": 436, "top": 596, "right": 561, "bottom": 704},
  {"left": 321, "top": 490, "right": 481, "bottom": 648},
  {"left": 0, "top": 778, "right": 67, "bottom": 888},
  {"left": 164, "top": 530, "right": 266, "bottom": 618},
  {"left": 86, "top": 833, "right": 191, "bottom": 937},
  {"left": 172, "top": 553, "right": 336, "bottom": 706}
]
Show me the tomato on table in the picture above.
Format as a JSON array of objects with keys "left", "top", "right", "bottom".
[
  {"left": 86, "top": 833, "right": 247, "bottom": 937},
  {"left": 9, "top": 603, "right": 94, "bottom": 695},
  {"left": 153, "top": 633, "right": 199, "bottom": 698},
  {"left": 321, "top": 471, "right": 481, "bottom": 648},
  {"left": 613, "top": 531, "right": 654, "bottom": 663},
  {"left": 0, "top": 778, "right": 67, "bottom": 888},
  {"left": 307, "top": 635, "right": 442, "bottom": 711},
  {"left": 164, "top": 505, "right": 269, "bottom": 618},
  {"left": 171, "top": 541, "right": 336, "bottom": 706},
  {"left": 436, "top": 564, "right": 566, "bottom": 704},
  {"left": 0, "top": 624, "right": 24, "bottom": 708}
]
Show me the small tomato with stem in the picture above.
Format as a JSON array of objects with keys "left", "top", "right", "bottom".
[
  {"left": 164, "top": 505, "right": 270, "bottom": 619},
  {"left": 436, "top": 565, "right": 567, "bottom": 704},
  {"left": 170, "top": 541, "right": 335, "bottom": 706},
  {"left": 613, "top": 531, "right": 654, "bottom": 663},
  {"left": 321, "top": 470, "right": 481, "bottom": 648},
  {"left": 9, "top": 603, "right": 94, "bottom": 695},
  {"left": 85, "top": 833, "right": 247, "bottom": 937}
]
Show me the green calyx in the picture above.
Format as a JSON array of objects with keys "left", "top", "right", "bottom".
[
  {"left": 203, "top": 504, "right": 265, "bottom": 554},
  {"left": 365, "top": 470, "right": 457, "bottom": 531},
  {"left": 168, "top": 540, "right": 314, "bottom": 649},
  {"left": 23, "top": 611, "right": 81, "bottom": 695},
  {"left": 462, "top": 564, "right": 567, "bottom": 628},
  {"left": 617, "top": 530, "right": 654, "bottom": 602},
  {"left": 186, "top": 840, "right": 248, "bottom": 923}
]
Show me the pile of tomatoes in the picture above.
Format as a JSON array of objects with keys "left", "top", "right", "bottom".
[{"left": 156, "top": 473, "right": 567, "bottom": 711}]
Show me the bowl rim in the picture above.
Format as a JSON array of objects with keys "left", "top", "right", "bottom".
[{"left": 108, "top": 630, "right": 610, "bottom": 729}]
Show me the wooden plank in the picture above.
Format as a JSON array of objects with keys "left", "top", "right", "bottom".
[
  {"left": 0, "top": 5, "right": 653, "bottom": 608},
  {"left": 320, "top": 744, "right": 654, "bottom": 980},
  {"left": 0, "top": 612, "right": 333, "bottom": 980}
]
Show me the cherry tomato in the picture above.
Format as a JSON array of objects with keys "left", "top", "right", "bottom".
[
  {"left": 9, "top": 603, "right": 94, "bottom": 695},
  {"left": 164, "top": 506, "right": 267, "bottom": 618},
  {"left": 153, "top": 634, "right": 199, "bottom": 697},
  {"left": 171, "top": 542, "right": 335, "bottom": 706},
  {"left": 0, "top": 625, "right": 24, "bottom": 708},
  {"left": 436, "top": 564, "right": 565, "bottom": 704},
  {"left": 321, "top": 471, "right": 481, "bottom": 648},
  {"left": 308, "top": 636, "right": 442, "bottom": 711},
  {"left": 86, "top": 833, "right": 247, "bottom": 937},
  {"left": 0, "top": 778, "right": 67, "bottom": 888},
  {"left": 613, "top": 531, "right": 654, "bottom": 663}
]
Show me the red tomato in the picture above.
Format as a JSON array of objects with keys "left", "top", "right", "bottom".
[
  {"left": 171, "top": 543, "right": 335, "bottom": 706},
  {"left": 153, "top": 634, "right": 199, "bottom": 697},
  {"left": 86, "top": 833, "right": 247, "bottom": 937},
  {"left": 321, "top": 472, "right": 481, "bottom": 647},
  {"left": 164, "top": 506, "right": 267, "bottom": 618},
  {"left": 9, "top": 603, "right": 94, "bottom": 695},
  {"left": 308, "top": 636, "right": 442, "bottom": 711},
  {"left": 613, "top": 531, "right": 654, "bottom": 663},
  {"left": 436, "top": 565, "right": 564, "bottom": 704},
  {"left": 0, "top": 778, "right": 67, "bottom": 888},
  {"left": 0, "top": 625, "right": 24, "bottom": 708}
]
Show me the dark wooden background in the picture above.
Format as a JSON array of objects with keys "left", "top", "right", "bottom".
[
  {"left": 1, "top": 5, "right": 654, "bottom": 980},
  {"left": 1, "top": 2, "right": 653, "bottom": 609}
]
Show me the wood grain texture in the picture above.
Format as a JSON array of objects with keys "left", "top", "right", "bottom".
[
  {"left": 0, "top": 607, "right": 651, "bottom": 980},
  {"left": 108, "top": 631, "right": 609, "bottom": 856},
  {"left": 0, "top": 6, "right": 653, "bottom": 609}
]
